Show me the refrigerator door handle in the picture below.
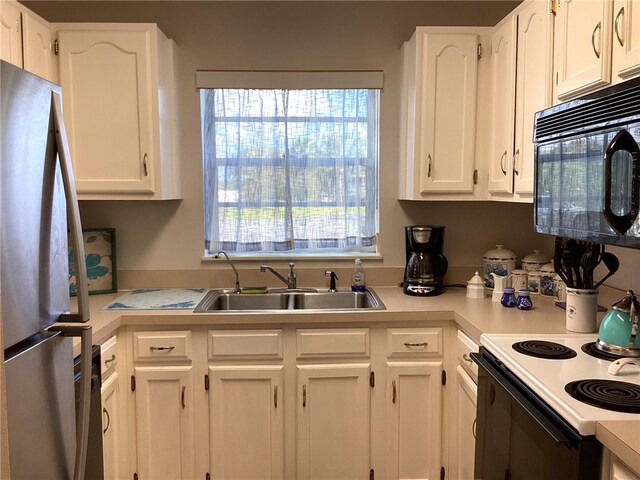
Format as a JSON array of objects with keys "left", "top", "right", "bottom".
[
  {"left": 49, "top": 324, "right": 92, "bottom": 480},
  {"left": 51, "top": 91, "right": 90, "bottom": 324}
]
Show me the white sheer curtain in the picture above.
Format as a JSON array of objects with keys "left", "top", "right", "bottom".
[{"left": 200, "top": 88, "right": 379, "bottom": 255}]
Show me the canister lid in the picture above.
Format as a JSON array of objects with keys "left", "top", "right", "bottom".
[
  {"left": 522, "top": 249, "right": 548, "bottom": 264},
  {"left": 482, "top": 245, "right": 517, "bottom": 261}
]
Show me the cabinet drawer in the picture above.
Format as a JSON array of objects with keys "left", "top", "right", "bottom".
[
  {"left": 208, "top": 330, "right": 283, "bottom": 359},
  {"left": 100, "top": 335, "right": 118, "bottom": 378},
  {"left": 386, "top": 328, "right": 442, "bottom": 357},
  {"left": 296, "top": 328, "right": 370, "bottom": 358},
  {"left": 133, "top": 331, "right": 192, "bottom": 362},
  {"left": 456, "top": 330, "right": 479, "bottom": 382}
]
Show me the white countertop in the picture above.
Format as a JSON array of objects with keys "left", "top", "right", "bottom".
[{"left": 70, "top": 285, "right": 639, "bottom": 467}]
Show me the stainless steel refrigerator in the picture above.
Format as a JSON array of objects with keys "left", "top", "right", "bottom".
[{"left": 1, "top": 60, "right": 93, "bottom": 480}]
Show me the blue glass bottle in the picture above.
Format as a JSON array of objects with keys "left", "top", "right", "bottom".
[
  {"left": 500, "top": 287, "right": 516, "bottom": 308},
  {"left": 515, "top": 289, "right": 533, "bottom": 310}
]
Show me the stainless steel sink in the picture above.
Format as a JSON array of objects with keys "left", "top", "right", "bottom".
[{"left": 194, "top": 288, "right": 385, "bottom": 312}]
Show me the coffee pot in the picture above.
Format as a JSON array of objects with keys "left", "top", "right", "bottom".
[
  {"left": 403, "top": 226, "right": 448, "bottom": 296},
  {"left": 597, "top": 290, "right": 640, "bottom": 357}
]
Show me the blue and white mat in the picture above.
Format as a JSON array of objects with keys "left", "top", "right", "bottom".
[{"left": 104, "top": 288, "right": 208, "bottom": 310}]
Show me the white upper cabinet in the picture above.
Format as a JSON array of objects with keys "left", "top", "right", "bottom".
[
  {"left": 488, "top": 15, "right": 517, "bottom": 195},
  {"left": 611, "top": 0, "right": 640, "bottom": 83},
  {"left": 554, "top": 0, "right": 614, "bottom": 101},
  {"left": 514, "top": 0, "right": 554, "bottom": 195},
  {"left": 400, "top": 28, "right": 487, "bottom": 199},
  {"left": 54, "top": 23, "right": 181, "bottom": 200},
  {"left": 22, "top": 9, "right": 54, "bottom": 81},
  {"left": 1, "top": 1, "right": 23, "bottom": 68},
  {"left": 488, "top": 0, "right": 554, "bottom": 199}
]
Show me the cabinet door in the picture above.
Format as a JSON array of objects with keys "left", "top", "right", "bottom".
[
  {"left": 488, "top": 15, "right": 517, "bottom": 194},
  {"left": 22, "top": 10, "right": 53, "bottom": 81},
  {"left": 57, "top": 28, "right": 155, "bottom": 194},
  {"left": 0, "top": 1, "right": 22, "bottom": 67},
  {"left": 450, "top": 366, "right": 477, "bottom": 480},
  {"left": 297, "top": 364, "right": 370, "bottom": 480},
  {"left": 612, "top": 0, "right": 640, "bottom": 83},
  {"left": 101, "top": 372, "right": 125, "bottom": 480},
  {"left": 134, "top": 366, "right": 195, "bottom": 480},
  {"left": 555, "top": 0, "right": 613, "bottom": 101},
  {"left": 208, "top": 366, "right": 284, "bottom": 480},
  {"left": 514, "top": 0, "right": 554, "bottom": 195},
  {"left": 386, "top": 361, "right": 443, "bottom": 480},
  {"left": 420, "top": 32, "right": 479, "bottom": 193}
]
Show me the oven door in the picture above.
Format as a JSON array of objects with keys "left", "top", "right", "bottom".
[{"left": 472, "top": 348, "right": 601, "bottom": 480}]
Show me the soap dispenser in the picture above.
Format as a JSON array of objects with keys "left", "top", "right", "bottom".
[{"left": 351, "top": 258, "right": 366, "bottom": 292}]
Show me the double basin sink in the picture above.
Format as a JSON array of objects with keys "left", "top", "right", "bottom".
[{"left": 194, "top": 288, "right": 385, "bottom": 312}]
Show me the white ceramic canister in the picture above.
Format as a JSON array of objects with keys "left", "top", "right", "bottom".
[
  {"left": 527, "top": 271, "right": 541, "bottom": 294},
  {"left": 522, "top": 249, "right": 549, "bottom": 272},
  {"left": 510, "top": 268, "right": 528, "bottom": 291},
  {"left": 482, "top": 245, "right": 517, "bottom": 289},
  {"left": 466, "top": 271, "right": 486, "bottom": 299},
  {"left": 565, "top": 288, "right": 599, "bottom": 333},
  {"left": 539, "top": 262, "right": 558, "bottom": 297}
]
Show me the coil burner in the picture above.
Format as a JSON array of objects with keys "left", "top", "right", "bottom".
[
  {"left": 512, "top": 340, "right": 578, "bottom": 360},
  {"left": 565, "top": 379, "right": 640, "bottom": 414}
]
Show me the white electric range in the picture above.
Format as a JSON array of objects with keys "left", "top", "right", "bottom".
[{"left": 481, "top": 333, "right": 640, "bottom": 436}]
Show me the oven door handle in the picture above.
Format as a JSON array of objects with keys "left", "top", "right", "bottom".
[
  {"left": 472, "top": 352, "right": 575, "bottom": 446},
  {"left": 603, "top": 128, "right": 640, "bottom": 235}
]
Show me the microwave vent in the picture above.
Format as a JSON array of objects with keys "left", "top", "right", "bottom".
[{"left": 534, "top": 82, "right": 640, "bottom": 142}]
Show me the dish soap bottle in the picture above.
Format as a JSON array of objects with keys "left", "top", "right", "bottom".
[{"left": 351, "top": 258, "right": 366, "bottom": 292}]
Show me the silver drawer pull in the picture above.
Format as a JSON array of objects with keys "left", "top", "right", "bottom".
[
  {"left": 404, "top": 342, "right": 428, "bottom": 348},
  {"left": 104, "top": 354, "right": 116, "bottom": 365},
  {"left": 149, "top": 346, "right": 175, "bottom": 352},
  {"left": 462, "top": 353, "right": 473, "bottom": 363}
]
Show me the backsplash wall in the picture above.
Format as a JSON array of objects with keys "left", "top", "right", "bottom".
[{"left": 28, "top": 0, "right": 640, "bottom": 293}]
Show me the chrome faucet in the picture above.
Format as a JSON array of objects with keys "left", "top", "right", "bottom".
[
  {"left": 260, "top": 262, "right": 297, "bottom": 289},
  {"left": 214, "top": 251, "right": 241, "bottom": 293},
  {"left": 324, "top": 270, "right": 338, "bottom": 292}
]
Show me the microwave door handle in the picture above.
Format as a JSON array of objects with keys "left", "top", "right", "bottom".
[{"left": 603, "top": 129, "right": 640, "bottom": 235}]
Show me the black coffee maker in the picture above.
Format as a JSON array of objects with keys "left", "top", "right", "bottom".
[{"left": 403, "top": 226, "right": 448, "bottom": 296}]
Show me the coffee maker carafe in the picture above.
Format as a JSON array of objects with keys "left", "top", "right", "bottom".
[{"left": 403, "top": 226, "right": 448, "bottom": 296}]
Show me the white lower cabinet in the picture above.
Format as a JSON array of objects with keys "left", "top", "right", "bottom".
[
  {"left": 133, "top": 366, "right": 196, "bottom": 480},
  {"left": 297, "top": 364, "right": 371, "bottom": 480},
  {"left": 101, "top": 372, "right": 125, "bottom": 480},
  {"left": 122, "top": 325, "right": 449, "bottom": 480},
  {"left": 386, "top": 362, "right": 443, "bottom": 480},
  {"left": 602, "top": 449, "right": 640, "bottom": 480},
  {"left": 451, "top": 366, "right": 478, "bottom": 480},
  {"left": 207, "top": 366, "right": 284, "bottom": 480}
]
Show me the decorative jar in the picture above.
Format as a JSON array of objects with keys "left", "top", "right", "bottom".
[
  {"left": 500, "top": 287, "right": 517, "bottom": 308},
  {"left": 522, "top": 249, "right": 549, "bottom": 272},
  {"left": 483, "top": 245, "right": 517, "bottom": 289},
  {"left": 515, "top": 289, "right": 533, "bottom": 310},
  {"left": 539, "top": 262, "right": 558, "bottom": 297}
]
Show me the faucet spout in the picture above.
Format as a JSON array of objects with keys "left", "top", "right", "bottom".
[
  {"left": 260, "top": 262, "right": 297, "bottom": 289},
  {"left": 215, "top": 251, "right": 241, "bottom": 293}
]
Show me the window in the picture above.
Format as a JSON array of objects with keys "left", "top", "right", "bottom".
[{"left": 199, "top": 81, "right": 380, "bottom": 256}]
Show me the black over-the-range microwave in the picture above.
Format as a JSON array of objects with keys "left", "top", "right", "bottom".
[{"left": 534, "top": 77, "right": 640, "bottom": 248}]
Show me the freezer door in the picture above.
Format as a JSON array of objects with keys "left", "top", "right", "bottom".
[
  {"left": 4, "top": 330, "right": 76, "bottom": 480},
  {"left": 1, "top": 60, "right": 68, "bottom": 348}
]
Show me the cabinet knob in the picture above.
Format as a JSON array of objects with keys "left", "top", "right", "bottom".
[
  {"left": 104, "top": 354, "right": 116, "bottom": 366},
  {"left": 500, "top": 151, "right": 507, "bottom": 175},
  {"left": 513, "top": 149, "right": 520, "bottom": 176},
  {"left": 392, "top": 380, "right": 397, "bottom": 404},
  {"left": 143, "top": 153, "right": 149, "bottom": 176},
  {"left": 149, "top": 346, "right": 175, "bottom": 352},
  {"left": 427, "top": 154, "right": 432, "bottom": 178}
]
